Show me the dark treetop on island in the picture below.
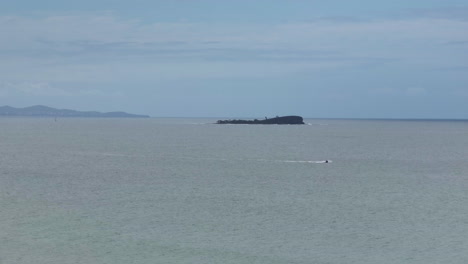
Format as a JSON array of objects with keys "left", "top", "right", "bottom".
[
  {"left": 217, "top": 116, "right": 305, "bottom": 125},
  {"left": 0, "top": 105, "right": 150, "bottom": 118}
]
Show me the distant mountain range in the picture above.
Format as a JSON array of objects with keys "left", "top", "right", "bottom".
[{"left": 0, "top": 105, "right": 150, "bottom": 118}]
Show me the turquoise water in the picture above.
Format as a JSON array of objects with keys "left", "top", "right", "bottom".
[{"left": 1, "top": 118, "right": 467, "bottom": 263}]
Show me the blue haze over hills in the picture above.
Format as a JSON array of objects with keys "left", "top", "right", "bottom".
[{"left": 0, "top": 105, "right": 149, "bottom": 118}]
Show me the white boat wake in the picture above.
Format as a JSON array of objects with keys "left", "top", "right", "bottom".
[
  {"left": 72, "top": 151, "right": 332, "bottom": 164},
  {"left": 280, "top": 160, "right": 332, "bottom": 164}
]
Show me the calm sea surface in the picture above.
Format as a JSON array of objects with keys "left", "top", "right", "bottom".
[{"left": 1, "top": 118, "right": 467, "bottom": 264}]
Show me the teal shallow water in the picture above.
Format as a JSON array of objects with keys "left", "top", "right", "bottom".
[{"left": 1, "top": 118, "right": 468, "bottom": 263}]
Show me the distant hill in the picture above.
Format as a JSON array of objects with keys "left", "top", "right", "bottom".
[{"left": 0, "top": 105, "right": 150, "bottom": 118}]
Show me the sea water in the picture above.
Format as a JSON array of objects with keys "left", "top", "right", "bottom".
[{"left": 1, "top": 118, "right": 467, "bottom": 264}]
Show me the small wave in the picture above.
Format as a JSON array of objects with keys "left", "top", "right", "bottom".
[
  {"left": 72, "top": 151, "right": 142, "bottom": 158},
  {"left": 307, "top": 123, "right": 329, "bottom": 126}
]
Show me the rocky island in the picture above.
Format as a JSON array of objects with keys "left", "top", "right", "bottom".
[
  {"left": 217, "top": 115, "right": 305, "bottom": 125},
  {"left": 0, "top": 105, "right": 150, "bottom": 118}
]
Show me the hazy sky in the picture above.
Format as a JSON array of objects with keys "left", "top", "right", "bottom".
[{"left": 1, "top": 0, "right": 467, "bottom": 118}]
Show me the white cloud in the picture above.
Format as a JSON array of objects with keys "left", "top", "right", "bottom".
[
  {"left": 0, "top": 81, "right": 123, "bottom": 97},
  {"left": 0, "top": 81, "right": 68, "bottom": 96},
  {"left": 405, "top": 87, "right": 427, "bottom": 96},
  {"left": 0, "top": 14, "right": 467, "bottom": 85},
  {"left": 2, "top": 14, "right": 467, "bottom": 53}
]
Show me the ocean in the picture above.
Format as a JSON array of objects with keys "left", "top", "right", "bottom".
[{"left": 1, "top": 118, "right": 467, "bottom": 264}]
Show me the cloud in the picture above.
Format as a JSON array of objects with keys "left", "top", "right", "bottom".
[
  {"left": 0, "top": 81, "right": 70, "bottom": 96},
  {"left": 0, "top": 81, "right": 124, "bottom": 97},
  {"left": 0, "top": 14, "right": 467, "bottom": 85},
  {"left": 2, "top": 14, "right": 467, "bottom": 53},
  {"left": 405, "top": 87, "right": 427, "bottom": 96},
  {"left": 445, "top": 40, "right": 468, "bottom": 46},
  {"left": 406, "top": 7, "right": 468, "bottom": 21}
]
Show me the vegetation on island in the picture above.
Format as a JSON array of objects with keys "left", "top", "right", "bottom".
[{"left": 217, "top": 116, "right": 304, "bottom": 125}]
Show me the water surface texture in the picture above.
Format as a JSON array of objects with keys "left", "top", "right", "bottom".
[{"left": 1, "top": 118, "right": 467, "bottom": 263}]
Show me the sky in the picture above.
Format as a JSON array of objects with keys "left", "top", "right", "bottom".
[{"left": 1, "top": 0, "right": 468, "bottom": 118}]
